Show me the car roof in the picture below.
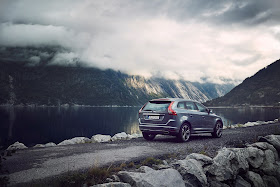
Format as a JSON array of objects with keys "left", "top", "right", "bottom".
[{"left": 149, "top": 98, "right": 199, "bottom": 103}]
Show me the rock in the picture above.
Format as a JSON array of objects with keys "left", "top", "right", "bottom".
[
  {"left": 262, "top": 175, "right": 280, "bottom": 187},
  {"left": 208, "top": 178, "right": 230, "bottom": 187},
  {"left": 186, "top": 153, "right": 213, "bottom": 167},
  {"left": 154, "top": 160, "right": 170, "bottom": 170},
  {"left": 111, "top": 132, "right": 128, "bottom": 141},
  {"left": 259, "top": 135, "right": 280, "bottom": 153},
  {"left": 34, "top": 142, "right": 56, "bottom": 148},
  {"left": 126, "top": 134, "right": 133, "bottom": 140},
  {"left": 260, "top": 149, "right": 277, "bottom": 175},
  {"left": 91, "top": 134, "right": 112, "bottom": 143},
  {"left": 7, "top": 141, "right": 27, "bottom": 150},
  {"left": 250, "top": 142, "right": 278, "bottom": 161},
  {"left": 276, "top": 161, "right": 280, "bottom": 180},
  {"left": 245, "top": 171, "right": 265, "bottom": 187},
  {"left": 174, "top": 158, "right": 207, "bottom": 187},
  {"left": 118, "top": 166, "right": 185, "bottom": 187},
  {"left": 130, "top": 133, "right": 143, "bottom": 138},
  {"left": 91, "top": 182, "right": 131, "bottom": 187},
  {"left": 33, "top": 144, "right": 45, "bottom": 148},
  {"left": 234, "top": 175, "right": 251, "bottom": 187},
  {"left": 111, "top": 175, "right": 121, "bottom": 182},
  {"left": 153, "top": 164, "right": 171, "bottom": 170},
  {"left": 45, "top": 142, "right": 56, "bottom": 147},
  {"left": 162, "top": 160, "right": 168, "bottom": 165},
  {"left": 246, "top": 147, "right": 264, "bottom": 169},
  {"left": 207, "top": 148, "right": 249, "bottom": 182},
  {"left": 105, "top": 178, "right": 114, "bottom": 183},
  {"left": 138, "top": 166, "right": 154, "bottom": 173},
  {"left": 58, "top": 137, "right": 91, "bottom": 146}
]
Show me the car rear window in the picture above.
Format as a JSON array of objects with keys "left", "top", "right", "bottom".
[{"left": 143, "top": 101, "right": 171, "bottom": 112}]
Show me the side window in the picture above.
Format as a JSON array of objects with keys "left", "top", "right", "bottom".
[
  {"left": 185, "top": 101, "right": 197, "bottom": 110},
  {"left": 177, "top": 102, "right": 185, "bottom": 109},
  {"left": 195, "top": 103, "right": 207, "bottom": 113}
]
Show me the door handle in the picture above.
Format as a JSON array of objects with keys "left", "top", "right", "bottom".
[
  {"left": 202, "top": 116, "right": 205, "bottom": 118},
  {"left": 189, "top": 115, "right": 193, "bottom": 118}
]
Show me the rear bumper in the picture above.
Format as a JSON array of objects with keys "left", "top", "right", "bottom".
[{"left": 138, "top": 119, "right": 179, "bottom": 135}]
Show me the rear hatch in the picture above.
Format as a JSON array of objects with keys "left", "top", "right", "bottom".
[{"left": 139, "top": 100, "right": 173, "bottom": 125}]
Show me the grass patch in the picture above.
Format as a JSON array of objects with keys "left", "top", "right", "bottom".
[
  {"left": 141, "top": 157, "right": 163, "bottom": 167},
  {"left": 199, "top": 150, "right": 208, "bottom": 156},
  {"left": 86, "top": 167, "right": 110, "bottom": 186}
]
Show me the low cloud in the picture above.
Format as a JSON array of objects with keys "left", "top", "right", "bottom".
[{"left": 1, "top": 0, "right": 280, "bottom": 84}]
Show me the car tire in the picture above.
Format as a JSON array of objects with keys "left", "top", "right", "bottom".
[
  {"left": 177, "top": 123, "right": 191, "bottom": 142},
  {"left": 142, "top": 132, "right": 156, "bottom": 141},
  {"left": 212, "top": 121, "right": 223, "bottom": 138}
]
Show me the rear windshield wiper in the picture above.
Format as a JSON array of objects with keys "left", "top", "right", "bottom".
[{"left": 143, "top": 109, "right": 154, "bottom": 112}]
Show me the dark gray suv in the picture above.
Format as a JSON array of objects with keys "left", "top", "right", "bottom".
[{"left": 138, "top": 98, "right": 223, "bottom": 142}]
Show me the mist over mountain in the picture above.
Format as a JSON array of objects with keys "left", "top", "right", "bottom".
[
  {"left": 205, "top": 59, "right": 280, "bottom": 106},
  {"left": 0, "top": 47, "right": 234, "bottom": 106}
]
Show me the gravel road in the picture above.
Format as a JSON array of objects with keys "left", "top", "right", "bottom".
[{"left": 3, "top": 122, "right": 280, "bottom": 186}]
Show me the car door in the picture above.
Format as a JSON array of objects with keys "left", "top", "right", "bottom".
[
  {"left": 184, "top": 101, "right": 202, "bottom": 131},
  {"left": 194, "top": 102, "right": 213, "bottom": 131}
]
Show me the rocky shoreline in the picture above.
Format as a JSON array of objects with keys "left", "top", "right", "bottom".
[
  {"left": 90, "top": 134, "right": 280, "bottom": 187},
  {"left": 6, "top": 132, "right": 143, "bottom": 151},
  {"left": 6, "top": 119, "right": 279, "bottom": 151}
]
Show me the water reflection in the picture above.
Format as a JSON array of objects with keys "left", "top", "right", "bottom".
[
  {"left": 0, "top": 106, "right": 279, "bottom": 148},
  {"left": 211, "top": 107, "right": 280, "bottom": 128},
  {"left": 0, "top": 106, "right": 141, "bottom": 148}
]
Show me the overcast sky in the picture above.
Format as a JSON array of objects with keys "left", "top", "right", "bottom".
[{"left": 0, "top": 0, "right": 280, "bottom": 84}]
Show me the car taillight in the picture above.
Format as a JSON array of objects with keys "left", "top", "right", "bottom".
[
  {"left": 168, "top": 101, "right": 177, "bottom": 115},
  {"left": 139, "top": 102, "right": 147, "bottom": 114}
]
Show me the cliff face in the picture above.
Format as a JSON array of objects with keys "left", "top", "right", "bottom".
[
  {"left": 0, "top": 47, "right": 234, "bottom": 106},
  {"left": 205, "top": 59, "right": 280, "bottom": 106}
]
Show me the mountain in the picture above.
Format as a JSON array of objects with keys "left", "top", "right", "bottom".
[
  {"left": 205, "top": 59, "right": 280, "bottom": 106},
  {"left": 0, "top": 47, "right": 234, "bottom": 106},
  {"left": 192, "top": 82, "right": 235, "bottom": 99}
]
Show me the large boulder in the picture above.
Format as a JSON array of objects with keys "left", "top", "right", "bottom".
[
  {"left": 174, "top": 158, "right": 208, "bottom": 187},
  {"left": 234, "top": 175, "right": 251, "bottom": 187},
  {"left": 259, "top": 135, "right": 280, "bottom": 153},
  {"left": 262, "top": 175, "right": 280, "bottom": 187},
  {"left": 260, "top": 149, "right": 278, "bottom": 175},
  {"left": 91, "top": 134, "right": 112, "bottom": 143},
  {"left": 186, "top": 153, "right": 213, "bottom": 167},
  {"left": 91, "top": 182, "right": 131, "bottom": 187},
  {"left": 208, "top": 178, "right": 230, "bottom": 187},
  {"left": 7, "top": 141, "right": 27, "bottom": 150},
  {"left": 244, "top": 171, "right": 265, "bottom": 187},
  {"left": 118, "top": 166, "right": 185, "bottom": 187},
  {"left": 207, "top": 147, "right": 249, "bottom": 182},
  {"left": 111, "top": 132, "right": 128, "bottom": 141},
  {"left": 58, "top": 137, "right": 91, "bottom": 146},
  {"left": 249, "top": 142, "right": 278, "bottom": 161},
  {"left": 246, "top": 146, "right": 264, "bottom": 169}
]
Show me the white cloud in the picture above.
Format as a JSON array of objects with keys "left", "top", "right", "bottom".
[
  {"left": 0, "top": 0, "right": 280, "bottom": 84},
  {"left": 0, "top": 23, "right": 90, "bottom": 50}
]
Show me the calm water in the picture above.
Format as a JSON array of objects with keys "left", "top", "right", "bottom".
[{"left": 0, "top": 106, "right": 280, "bottom": 148}]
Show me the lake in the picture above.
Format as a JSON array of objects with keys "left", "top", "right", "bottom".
[{"left": 0, "top": 106, "right": 280, "bottom": 148}]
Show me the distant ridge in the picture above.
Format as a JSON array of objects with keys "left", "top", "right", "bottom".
[
  {"left": 0, "top": 47, "right": 234, "bottom": 106},
  {"left": 205, "top": 59, "right": 280, "bottom": 106}
]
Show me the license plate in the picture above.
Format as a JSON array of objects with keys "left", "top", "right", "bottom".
[{"left": 148, "top": 115, "right": 159, "bottom": 120}]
